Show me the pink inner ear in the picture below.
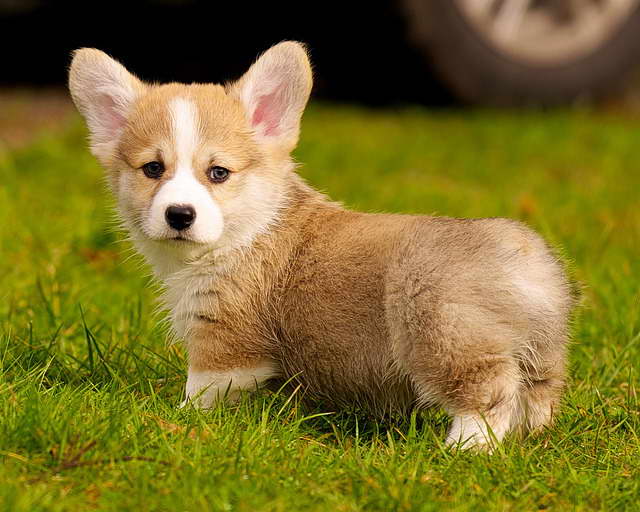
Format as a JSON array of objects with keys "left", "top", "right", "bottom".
[
  {"left": 251, "top": 90, "right": 282, "bottom": 136},
  {"left": 98, "top": 94, "right": 127, "bottom": 134}
]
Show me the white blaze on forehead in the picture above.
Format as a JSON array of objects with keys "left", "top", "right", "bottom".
[
  {"left": 143, "top": 97, "right": 224, "bottom": 245},
  {"left": 171, "top": 97, "right": 199, "bottom": 168}
]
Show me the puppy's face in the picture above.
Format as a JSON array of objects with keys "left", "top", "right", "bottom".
[
  {"left": 69, "top": 43, "right": 312, "bottom": 261},
  {"left": 113, "top": 85, "right": 267, "bottom": 249}
]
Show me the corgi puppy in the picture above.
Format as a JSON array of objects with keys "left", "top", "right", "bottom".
[{"left": 69, "top": 42, "right": 573, "bottom": 449}]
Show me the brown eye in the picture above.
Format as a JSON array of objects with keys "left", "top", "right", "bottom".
[
  {"left": 141, "top": 161, "right": 164, "bottom": 179},
  {"left": 207, "top": 166, "right": 230, "bottom": 183}
]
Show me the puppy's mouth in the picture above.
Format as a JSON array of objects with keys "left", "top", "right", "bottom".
[
  {"left": 143, "top": 231, "right": 198, "bottom": 244},
  {"left": 160, "top": 233, "right": 210, "bottom": 246},
  {"left": 143, "top": 231, "right": 208, "bottom": 245},
  {"left": 163, "top": 234, "right": 200, "bottom": 245}
]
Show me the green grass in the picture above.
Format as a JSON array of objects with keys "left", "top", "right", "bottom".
[{"left": 1, "top": 104, "right": 639, "bottom": 511}]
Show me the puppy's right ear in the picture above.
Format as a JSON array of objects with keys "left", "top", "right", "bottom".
[{"left": 68, "top": 49, "right": 145, "bottom": 163}]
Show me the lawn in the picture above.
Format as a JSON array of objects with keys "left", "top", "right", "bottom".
[{"left": 0, "top": 103, "right": 638, "bottom": 511}]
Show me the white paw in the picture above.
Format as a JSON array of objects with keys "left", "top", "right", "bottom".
[
  {"left": 182, "top": 363, "right": 279, "bottom": 409},
  {"left": 445, "top": 414, "right": 507, "bottom": 451}
]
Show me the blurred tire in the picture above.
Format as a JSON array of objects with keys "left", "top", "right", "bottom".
[{"left": 403, "top": 0, "right": 640, "bottom": 105}]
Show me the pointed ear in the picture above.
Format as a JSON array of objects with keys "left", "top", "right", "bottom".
[
  {"left": 229, "top": 41, "right": 313, "bottom": 154},
  {"left": 68, "top": 48, "right": 145, "bottom": 162}
]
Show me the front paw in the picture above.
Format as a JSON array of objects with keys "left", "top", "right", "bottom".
[
  {"left": 182, "top": 364, "right": 279, "bottom": 409},
  {"left": 178, "top": 390, "right": 233, "bottom": 410}
]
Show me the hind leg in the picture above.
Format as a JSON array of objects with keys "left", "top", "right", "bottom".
[
  {"left": 412, "top": 345, "right": 525, "bottom": 451},
  {"left": 519, "top": 345, "right": 567, "bottom": 433},
  {"left": 445, "top": 392, "right": 520, "bottom": 449},
  {"left": 392, "top": 301, "right": 528, "bottom": 450},
  {"left": 441, "top": 357, "right": 523, "bottom": 450},
  {"left": 520, "top": 377, "right": 563, "bottom": 432}
]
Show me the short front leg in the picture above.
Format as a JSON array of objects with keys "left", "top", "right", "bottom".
[{"left": 181, "top": 361, "right": 280, "bottom": 408}]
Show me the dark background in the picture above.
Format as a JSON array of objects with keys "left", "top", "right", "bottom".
[{"left": 0, "top": 0, "right": 453, "bottom": 105}]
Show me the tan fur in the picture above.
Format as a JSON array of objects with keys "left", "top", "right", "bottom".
[{"left": 69, "top": 42, "right": 574, "bottom": 450}]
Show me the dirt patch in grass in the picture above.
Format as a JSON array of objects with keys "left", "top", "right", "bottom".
[{"left": 0, "top": 88, "right": 74, "bottom": 149}]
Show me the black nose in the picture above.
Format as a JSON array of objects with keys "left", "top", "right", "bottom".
[{"left": 165, "top": 205, "right": 196, "bottom": 231}]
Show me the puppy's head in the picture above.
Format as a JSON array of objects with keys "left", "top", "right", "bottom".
[{"left": 69, "top": 42, "right": 312, "bottom": 264}]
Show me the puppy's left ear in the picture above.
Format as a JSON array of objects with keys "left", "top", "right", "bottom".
[{"left": 229, "top": 41, "right": 313, "bottom": 154}]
